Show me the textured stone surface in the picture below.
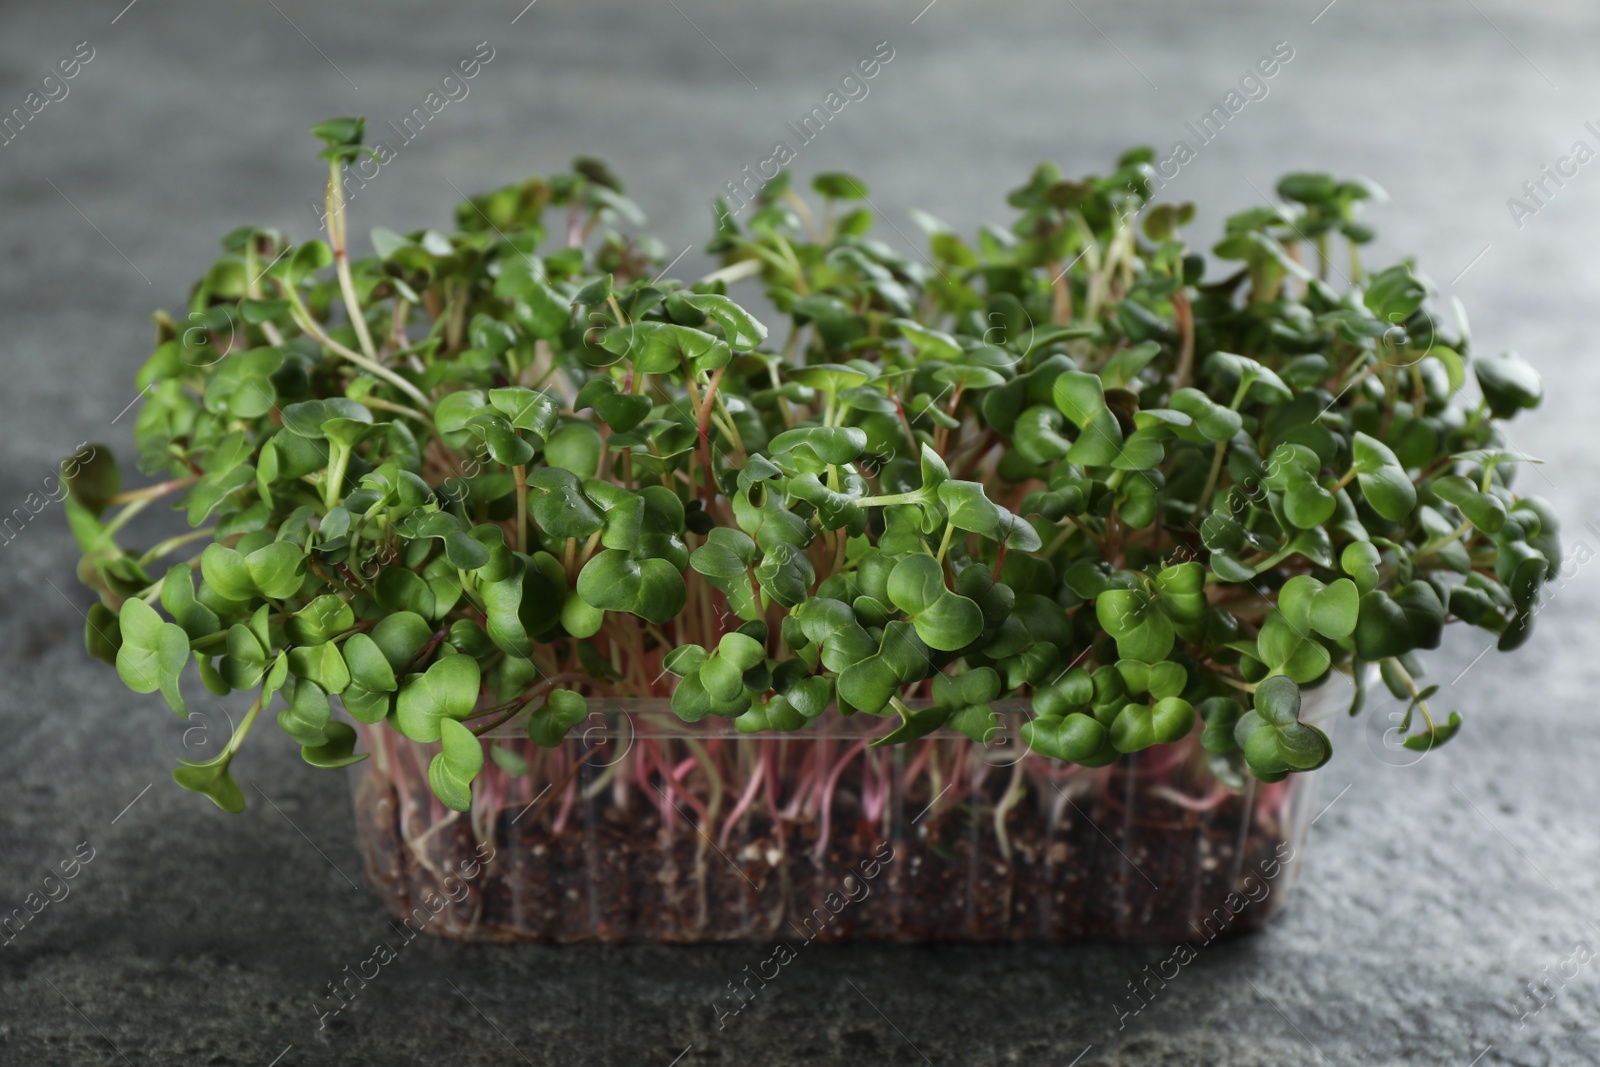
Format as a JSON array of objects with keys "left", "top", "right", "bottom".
[{"left": 2, "top": 1, "right": 1598, "bottom": 1063}]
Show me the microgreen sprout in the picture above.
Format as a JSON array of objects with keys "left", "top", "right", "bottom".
[{"left": 68, "top": 126, "right": 1556, "bottom": 813}]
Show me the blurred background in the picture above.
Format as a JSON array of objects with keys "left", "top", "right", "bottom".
[{"left": 2, "top": 1, "right": 1598, "bottom": 1063}]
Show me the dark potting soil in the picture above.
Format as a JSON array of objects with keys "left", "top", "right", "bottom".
[{"left": 353, "top": 762, "right": 1296, "bottom": 945}]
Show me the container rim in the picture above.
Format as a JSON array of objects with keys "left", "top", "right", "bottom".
[{"left": 472, "top": 666, "right": 1360, "bottom": 741}]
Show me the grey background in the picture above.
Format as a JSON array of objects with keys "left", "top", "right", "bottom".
[{"left": 2, "top": 0, "right": 1598, "bottom": 1063}]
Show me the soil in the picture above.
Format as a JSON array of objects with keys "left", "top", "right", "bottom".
[{"left": 353, "top": 760, "right": 1297, "bottom": 944}]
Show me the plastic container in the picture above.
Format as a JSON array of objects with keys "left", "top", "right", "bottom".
[{"left": 350, "top": 670, "right": 1353, "bottom": 943}]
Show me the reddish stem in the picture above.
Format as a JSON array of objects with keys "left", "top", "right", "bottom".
[{"left": 814, "top": 738, "right": 872, "bottom": 861}]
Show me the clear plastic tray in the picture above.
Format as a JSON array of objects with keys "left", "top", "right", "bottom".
[{"left": 349, "top": 672, "right": 1352, "bottom": 943}]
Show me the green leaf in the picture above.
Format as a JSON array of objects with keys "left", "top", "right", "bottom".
[
  {"left": 1099, "top": 341, "right": 1162, "bottom": 388},
  {"left": 115, "top": 597, "right": 191, "bottom": 715},
  {"left": 1402, "top": 710, "right": 1463, "bottom": 751},
  {"left": 1146, "top": 661, "right": 1187, "bottom": 699},
  {"left": 837, "top": 622, "right": 929, "bottom": 714},
  {"left": 575, "top": 377, "right": 652, "bottom": 432},
  {"left": 1311, "top": 578, "right": 1359, "bottom": 639},
  {"left": 500, "top": 272, "right": 570, "bottom": 339},
  {"left": 1253, "top": 675, "right": 1302, "bottom": 725},
  {"left": 769, "top": 425, "right": 867, "bottom": 466},
  {"left": 1235, "top": 673, "right": 1329, "bottom": 778},
  {"left": 664, "top": 645, "right": 708, "bottom": 677},
  {"left": 948, "top": 703, "right": 999, "bottom": 744},
  {"left": 342, "top": 632, "right": 398, "bottom": 693},
  {"left": 1110, "top": 428, "right": 1167, "bottom": 471},
  {"left": 395, "top": 654, "right": 482, "bottom": 742},
  {"left": 1355, "top": 590, "right": 1414, "bottom": 660},
  {"left": 1241, "top": 725, "right": 1289, "bottom": 779},
  {"left": 737, "top": 696, "right": 809, "bottom": 733},
  {"left": 673, "top": 292, "right": 768, "bottom": 348},
  {"left": 1206, "top": 352, "right": 1292, "bottom": 404},
  {"left": 1052, "top": 371, "right": 1124, "bottom": 465},
  {"left": 1022, "top": 713, "right": 1107, "bottom": 762},
  {"left": 1432, "top": 475, "right": 1506, "bottom": 533},
  {"left": 936, "top": 481, "right": 1043, "bottom": 551},
  {"left": 415, "top": 513, "right": 492, "bottom": 571},
  {"left": 289, "top": 594, "right": 355, "bottom": 645},
  {"left": 311, "top": 116, "right": 364, "bottom": 146},
  {"left": 369, "top": 226, "right": 410, "bottom": 261},
  {"left": 601, "top": 321, "right": 730, "bottom": 374},
  {"left": 1473, "top": 352, "right": 1542, "bottom": 418},
  {"left": 302, "top": 721, "right": 367, "bottom": 769},
  {"left": 377, "top": 567, "right": 438, "bottom": 620},
  {"left": 886, "top": 553, "right": 984, "bottom": 651},
  {"left": 1341, "top": 541, "right": 1382, "bottom": 594},
  {"left": 1395, "top": 580, "right": 1445, "bottom": 650},
  {"left": 544, "top": 422, "right": 605, "bottom": 477},
  {"left": 468, "top": 412, "right": 535, "bottom": 466},
  {"left": 85, "top": 602, "right": 122, "bottom": 665},
  {"left": 1452, "top": 448, "right": 1542, "bottom": 474},
  {"left": 1095, "top": 588, "right": 1175, "bottom": 663},
  {"left": 1351, "top": 432, "right": 1417, "bottom": 521},
  {"left": 1275, "top": 721, "right": 1332, "bottom": 770},
  {"left": 371, "top": 612, "right": 434, "bottom": 671},
  {"left": 1363, "top": 263, "right": 1426, "bottom": 323},
  {"left": 219, "top": 622, "right": 269, "bottom": 690},
  {"left": 160, "top": 566, "right": 219, "bottom": 640},
  {"left": 282, "top": 397, "right": 372, "bottom": 439},
  {"left": 60, "top": 444, "right": 120, "bottom": 517},
  {"left": 278, "top": 678, "right": 332, "bottom": 746},
  {"left": 813, "top": 172, "right": 869, "bottom": 199},
  {"left": 1199, "top": 697, "right": 1244, "bottom": 753},
  {"left": 341, "top": 685, "right": 392, "bottom": 725},
  {"left": 1155, "top": 562, "right": 1205, "bottom": 625},
  {"left": 576, "top": 549, "right": 686, "bottom": 625},
  {"left": 287, "top": 239, "right": 333, "bottom": 283},
  {"left": 246, "top": 541, "right": 307, "bottom": 600},
  {"left": 794, "top": 598, "right": 875, "bottom": 672},
  {"left": 691, "top": 527, "right": 757, "bottom": 580},
  {"left": 788, "top": 362, "right": 871, "bottom": 393},
  {"left": 529, "top": 469, "right": 605, "bottom": 538},
  {"left": 1169, "top": 388, "right": 1242, "bottom": 441},
  {"left": 490, "top": 745, "right": 530, "bottom": 776},
  {"left": 1110, "top": 697, "right": 1194, "bottom": 752},
  {"left": 572, "top": 273, "right": 614, "bottom": 306},
  {"left": 870, "top": 703, "right": 950, "bottom": 747},
  {"left": 1279, "top": 575, "right": 1358, "bottom": 641},
  {"left": 429, "top": 718, "right": 484, "bottom": 811},
  {"left": 1282, "top": 472, "right": 1337, "bottom": 529},
  {"left": 1277, "top": 172, "right": 1338, "bottom": 203},
  {"left": 172, "top": 751, "right": 245, "bottom": 813},
  {"left": 435, "top": 390, "right": 489, "bottom": 435},
  {"left": 287, "top": 641, "right": 350, "bottom": 695},
  {"left": 529, "top": 689, "right": 589, "bottom": 747},
  {"left": 200, "top": 545, "right": 255, "bottom": 602}
]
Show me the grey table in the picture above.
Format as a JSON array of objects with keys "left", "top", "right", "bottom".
[{"left": 2, "top": 1, "right": 1598, "bottom": 1063}]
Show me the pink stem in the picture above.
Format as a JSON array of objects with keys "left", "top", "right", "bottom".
[
  {"left": 779, "top": 739, "right": 821, "bottom": 821},
  {"left": 1149, "top": 784, "right": 1232, "bottom": 811},
  {"left": 717, "top": 757, "right": 767, "bottom": 848},
  {"left": 862, "top": 747, "right": 891, "bottom": 825},
  {"left": 661, "top": 746, "right": 711, "bottom": 827},
  {"left": 761, "top": 743, "right": 787, "bottom": 851},
  {"left": 814, "top": 738, "right": 871, "bottom": 861},
  {"left": 642, "top": 739, "right": 675, "bottom": 834},
  {"left": 901, "top": 740, "right": 934, "bottom": 797},
  {"left": 550, "top": 756, "right": 580, "bottom": 835},
  {"left": 803, "top": 735, "right": 833, "bottom": 821}
]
